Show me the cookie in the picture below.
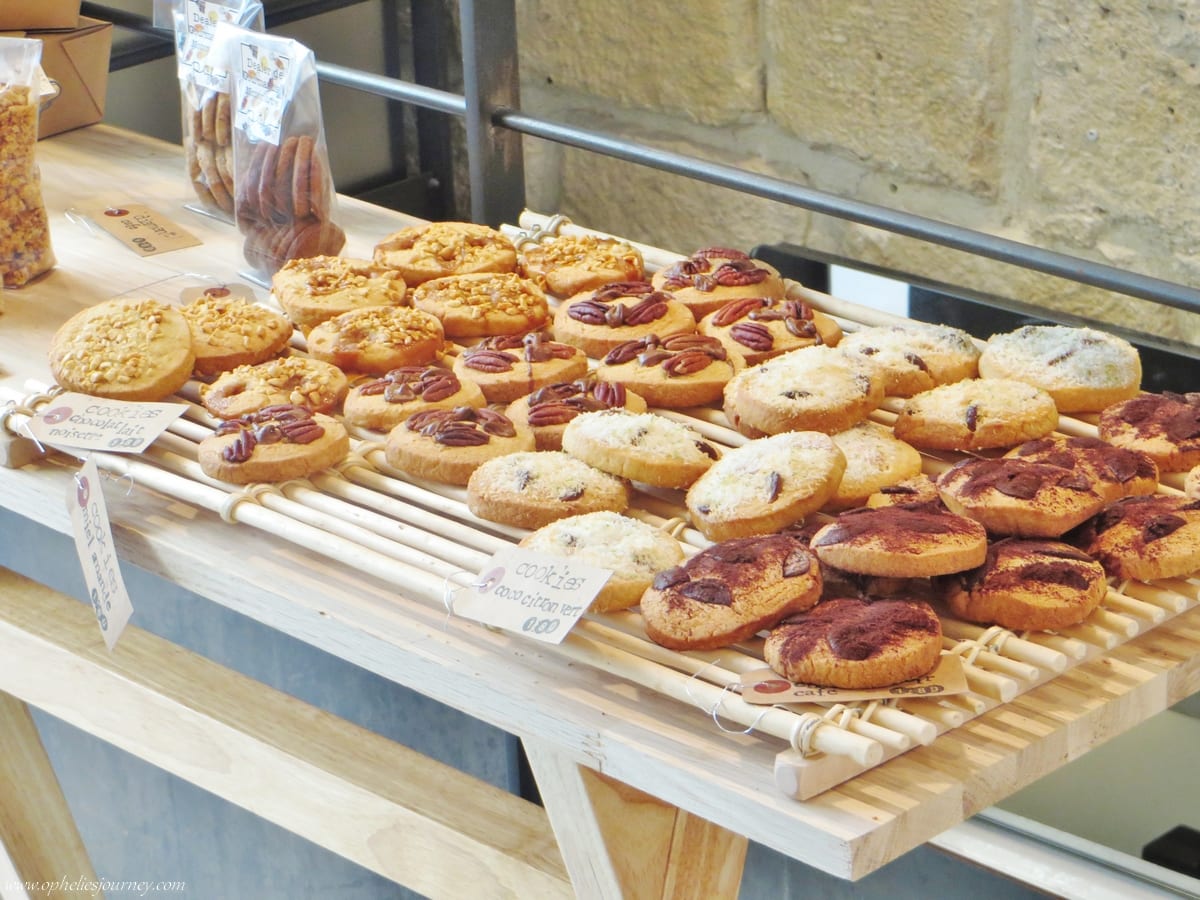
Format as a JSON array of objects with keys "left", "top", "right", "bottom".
[
  {"left": 271, "top": 256, "right": 408, "bottom": 333},
  {"left": 466, "top": 451, "right": 631, "bottom": 529},
  {"left": 641, "top": 534, "right": 821, "bottom": 651},
  {"left": 561, "top": 409, "right": 720, "bottom": 489},
  {"left": 723, "top": 345, "right": 884, "bottom": 437},
  {"left": 764, "top": 598, "right": 942, "bottom": 689},
  {"left": 1187, "top": 464, "right": 1200, "bottom": 499},
  {"left": 552, "top": 281, "right": 696, "bottom": 358},
  {"left": 1005, "top": 435, "right": 1159, "bottom": 503},
  {"left": 698, "top": 296, "right": 842, "bottom": 365},
  {"left": 181, "top": 290, "right": 294, "bottom": 377},
  {"left": 826, "top": 421, "right": 924, "bottom": 511},
  {"left": 594, "top": 333, "right": 745, "bottom": 408},
  {"left": 1097, "top": 392, "right": 1200, "bottom": 473},
  {"left": 936, "top": 456, "right": 1106, "bottom": 538},
  {"left": 373, "top": 222, "right": 517, "bottom": 286},
  {"left": 201, "top": 356, "right": 349, "bottom": 419},
  {"left": 978, "top": 325, "right": 1142, "bottom": 413},
  {"left": 451, "top": 332, "right": 588, "bottom": 403},
  {"left": 306, "top": 306, "right": 444, "bottom": 375},
  {"left": 892, "top": 378, "right": 1059, "bottom": 451},
  {"left": 838, "top": 322, "right": 980, "bottom": 397},
  {"left": 685, "top": 431, "right": 846, "bottom": 541},
  {"left": 242, "top": 219, "right": 346, "bottom": 279},
  {"left": 518, "top": 234, "right": 644, "bottom": 296},
  {"left": 198, "top": 405, "right": 350, "bottom": 485},
  {"left": 810, "top": 502, "right": 989, "bottom": 577},
  {"left": 938, "top": 539, "right": 1107, "bottom": 632},
  {"left": 1071, "top": 494, "right": 1200, "bottom": 582},
  {"left": 866, "top": 474, "right": 941, "bottom": 508},
  {"left": 49, "top": 298, "right": 195, "bottom": 402},
  {"left": 505, "top": 379, "right": 649, "bottom": 451},
  {"left": 411, "top": 273, "right": 549, "bottom": 339},
  {"left": 384, "top": 407, "right": 535, "bottom": 485},
  {"left": 342, "top": 365, "right": 486, "bottom": 432},
  {"left": 519, "top": 511, "right": 685, "bottom": 613},
  {"left": 651, "top": 248, "right": 785, "bottom": 318}
]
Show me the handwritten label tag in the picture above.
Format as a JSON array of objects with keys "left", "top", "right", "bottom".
[
  {"left": 80, "top": 203, "right": 201, "bottom": 256},
  {"left": 450, "top": 547, "right": 611, "bottom": 644},
  {"left": 68, "top": 456, "right": 133, "bottom": 650},
  {"left": 28, "top": 393, "right": 187, "bottom": 455},
  {"left": 739, "top": 655, "right": 968, "bottom": 705}
]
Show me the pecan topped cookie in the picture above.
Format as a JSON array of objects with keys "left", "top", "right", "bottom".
[
  {"left": 552, "top": 280, "right": 696, "bottom": 358},
  {"left": 517, "top": 234, "right": 644, "bottom": 296},
  {"left": 699, "top": 295, "right": 842, "bottom": 365},
  {"left": 384, "top": 405, "right": 535, "bottom": 485},
  {"left": 650, "top": 248, "right": 785, "bottom": 318},
  {"left": 342, "top": 366, "right": 485, "bottom": 432},
  {"left": 593, "top": 332, "right": 745, "bottom": 408},
  {"left": 412, "top": 272, "right": 549, "bottom": 339},
  {"left": 373, "top": 221, "right": 517, "bottom": 286},
  {"left": 198, "top": 404, "right": 349, "bottom": 484},
  {"left": 505, "top": 379, "right": 649, "bottom": 450},
  {"left": 451, "top": 331, "right": 588, "bottom": 403}
]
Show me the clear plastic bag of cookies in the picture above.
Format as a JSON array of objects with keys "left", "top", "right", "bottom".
[
  {"left": 164, "top": 0, "right": 264, "bottom": 222},
  {"left": 0, "top": 37, "right": 56, "bottom": 288},
  {"left": 210, "top": 23, "right": 345, "bottom": 280}
]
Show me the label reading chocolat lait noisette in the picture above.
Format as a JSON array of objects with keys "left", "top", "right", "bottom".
[{"left": 28, "top": 393, "right": 187, "bottom": 455}]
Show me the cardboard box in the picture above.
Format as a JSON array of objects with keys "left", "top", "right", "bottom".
[
  {"left": 0, "top": 0, "right": 82, "bottom": 31},
  {"left": 33, "top": 17, "right": 113, "bottom": 138}
]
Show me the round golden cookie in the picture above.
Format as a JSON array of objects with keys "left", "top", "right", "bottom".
[
  {"left": 651, "top": 248, "right": 785, "bottom": 318},
  {"left": 384, "top": 407, "right": 534, "bottom": 486},
  {"left": 411, "top": 273, "right": 549, "bottom": 339},
  {"left": 342, "top": 366, "right": 485, "bottom": 432},
  {"left": 892, "top": 378, "right": 1059, "bottom": 452},
  {"left": 306, "top": 306, "right": 444, "bottom": 375},
  {"left": 181, "top": 291, "right": 294, "bottom": 377},
  {"left": 551, "top": 281, "right": 696, "bottom": 359},
  {"left": 466, "top": 451, "right": 631, "bottom": 529},
  {"left": 826, "top": 421, "right": 924, "bottom": 511},
  {"left": 685, "top": 431, "right": 846, "bottom": 541},
  {"left": 1097, "top": 392, "right": 1200, "bottom": 474},
  {"left": 506, "top": 380, "right": 649, "bottom": 451},
  {"left": 838, "top": 322, "right": 981, "bottom": 397},
  {"left": 49, "top": 298, "right": 196, "bottom": 402},
  {"left": 198, "top": 406, "right": 349, "bottom": 485},
  {"left": 451, "top": 332, "right": 588, "bottom": 403},
  {"left": 270, "top": 256, "right": 408, "bottom": 334},
  {"left": 866, "top": 474, "right": 941, "bottom": 508},
  {"left": 1071, "top": 494, "right": 1200, "bottom": 582},
  {"left": 373, "top": 221, "right": 517, "bottom": 286},
  {"left": 938, "top": 538, "right": 1107, "bottom": 632},
  {"left": 594, "top": 333, "right": 746, "bottom": 408},
  {"left": 517, "top": 234, "right": 644, "bottom": 297},
  {"left": 698, "top": 295, "right": 842, "bottom": 366},
  {"left": 723, "top": 345, "right": 885, "bottom": 437},
  {"left": 561, "top": 409, "right": 720, "bottom": 490},
  {"left": 201, "top": 356, "right": 349, "bottom": 419},
  {"left": 519, "top": 511, "right": 685, "bottom": 613},
  {"left": 641, "top": 534, "right": 821, "bottom": 651},
  {"left": 810, "top": 502, "right": 989, "bottom": 577},
  {"left": 1005, "top": 435, "right": 1159, "bottom": 503},
  {"left": 764, "top": 598, "right": 943, "bottom": 689},
  {"left": 936, "top": 456, "right": 1107, "bottom": 538}
]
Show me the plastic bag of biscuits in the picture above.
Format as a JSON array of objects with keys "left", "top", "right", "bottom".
[
  {"left": 0, "top": 38, "right": 56, "bottom": 288},
  {"left": 211, "top": 23, "right": 345, "bottom": 279},
  {"left": 163, "top": 0, "right": 264, "bottom": 222}
]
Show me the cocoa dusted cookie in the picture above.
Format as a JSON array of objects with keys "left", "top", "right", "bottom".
[
  {"left": 411, "top": 273, "right": 549, "bottom": 339},
  {"left": 466, "top": 450, "right": 630, "bottom": 529},
  {"left": 641, "top": 534, "right": 821, "bottom": 651},
  {"left": 1098, "top": 392, "right": 1200, "bottom": 474},
  {"left": 838, "top": 322, "right": 980, "bottom": 397},
  {"left": 561, "top": 409, "right": 720, "bottom": 490},
  {"left": 373, "top": 221, "right": 517, "bottom": 286},
  {"left": 518, "top": 234, "right": 644, "bottom": 297},
  {"left": 892, "top": 378, "right": 1059, "bottom": 451},
  {"left": 505, "top": 379, "right": 648, "bottom": 451},
  {"left": 1071, "top": 494, "right": 1200, "bottom": 582},
  {"left": 764, "top": 598, "right": 943, "bottom": 689},
  {"left": 826, "top": 421, "right": 924, "bottom": 512},
  {"left": 451, "top": 331, "right": 588, "bottom": 403},
  {"left": 198, "top": 405, "right": 349, "bottom": 485},
  {"left": 384, "top": 406, "right": 535, "bottom": 486},
  {"left": 936, "top": 456, "right": 1106, "bottom": 538},
  {"left": 937, "top": 539, "right": 1107, "bottom": 632},
  {"left": 342, "top": 366, "right": 485, "bottom": 432},
  {"left": 271, "top": 256, "right": 408, "bottom": 334},
  {"left": 1005, "top": 435, "right": 1159, "bottom": 503},
  {"left": 594, "top": 332, "right": 745, "bottom": 408},
  {"left": 698, "top": 295, "right": 842, "bottom": 366},
  {"left": 551, "top": 281, "right": 696, "bottom": 359},
  {"left": 201, "top": 356, "right": 349, "bottom": 419},
  {"left": 181, "top": 290, "right": 294, "bottom": 377},
  {"left": 866, "top": 474, "right": 941, "bottom": 508},
  {"left": 651, "top": 248, "right": 785, "bottom": 318},
  {"left": 306, "top": 305, "right": 444, "bottom": 375}
]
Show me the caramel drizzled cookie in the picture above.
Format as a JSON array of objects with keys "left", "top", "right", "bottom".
[
  {"left": 594, "top": 332, "right": 745, "bottom": 408},
  {"left": 505, "top": 379, "right": 648, "bottom": 451},
  {"left": 518, "top": 234, "right": 644, "bottom": 296},
  {"left": 838, "top": 322, "right": 980, "bottom": 397},
  {"left": 451, "top": 332, "right": 588, "bottom": 403},
  {"left": 698, "top": 295, "right": 842, "bottom": 365},
  {"left": 411, "top": 273, "right": 549, "bottom": 339},
  {"left": 1098, "top": 392, "right": 1200, "bottom": 473},
  {"left": 181, "top": 290, "right": 294, "bottom": 377},
  {"left": 384, "top": 406, "right": 535, "bottom": 485},
  {"left": 373, "top": 221, "right": 517, "bottom": 286},
  {"left": 1005, "top": 435, "right": 1159, "bottom": 503},
  {"left": 764, "top": 598, "right": 942, "bottom": 689},
  {"left": 306, "top": 306, "right": 444, "bottom": 375},
  {"left": 201, "top": 356, "right": 349, "bottom": 419},
  {"left": 561, "top": 409, "right": 719, "bottom": 489},
  {"left": 938, "top": 539, "right": 1107, "bottom": 632},
  {"left": 651, "top": 248, "right": 785, "bottom": 318},
  {"left": 466, "top": 451, "right": 630, "bottom": 529},
  {"left": 892, "top": 378, "right": 1059, "bottom": 451},
  {"left": 826, "top": 421, "right": 924, "bottom": 511},
  {"left": 343, "top": 366, "right": 484, "bottom": 432},
  {"left": 271, "top": 256, "right": 408, "bottom": 334},
  {"left": 551, "top": 281, "right": 696, "bottom": 358},
  {"left": 1071, "top": 494, "right": 1200, "bottom": 582},
  {"left": 641, "top": 534, "right": 821, "bottom": 651},
  {"left": 198, "top": 405, "right": 349, "bottom": 484}
]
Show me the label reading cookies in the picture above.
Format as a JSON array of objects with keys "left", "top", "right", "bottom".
[
  {"left": 80, "top": 203, "right": 202, "bottom": 256},
  {"left": 739, "top": 655, "right": 969, "bottom": 705},
  {"left": 28, "top": 393, "right": 188, "bottom": 455},
  {"left": 69, "top": 456, "right": 134, "bottom": 651},
  {"left": 450, "top": 547, "right": 611, "bottom": 645}
]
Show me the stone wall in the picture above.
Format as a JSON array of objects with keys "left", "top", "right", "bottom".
[{"left": 515, "top": 0, "right": 1200, "bottom": 344}]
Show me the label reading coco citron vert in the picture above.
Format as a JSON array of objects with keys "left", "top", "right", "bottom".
[
  {"left": 28, "top": 393, "right": 187, "bottom": 455},
  {"left": 69, "top": 456, "right": 134, "bottom": 650},
  {"left": 80, "top": 203, "right": 201, "bottom": 257},
  {"left": 739, "top": 655, "right": 968, "bottom": 705}
]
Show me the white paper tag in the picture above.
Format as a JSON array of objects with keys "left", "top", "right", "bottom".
[
  {"left": 450, "top": 547, "right": 612, "bottom": 644},
  {"left": 233, "top": 39, "right": 294, "bottom": 144},
  {"left": 28, "top": 393, "right": 187, "bottom": 455},
  {"left": 68, "top": 456, "right": 133, "bottom": 650}
]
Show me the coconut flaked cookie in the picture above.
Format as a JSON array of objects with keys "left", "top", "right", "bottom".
[
  {"left": 306, "top": 305, "right": 444, "bottom": 375},
  {"left": 826, "top": 421, "right": 924, "bottom": 511},
  {"left": 518, "top": 234, "right": 644, "bottom": 297},
  {"left": 373, "top": 221, "right": 516, "bottom": 286},
  {"left": 838, "top": 321, "right": 980, "bottom": 397},
  {"left": 641, "top": 534, "right": 821, "bottom": 651},
  {"left": 505, "top": 379, "right": 648, "bottom": 451},
  {"left": 467, "top": 451, "right": 630, "bottom": 530},
  {"left": 561, "top": 409, "right": 720, "bottom": 490},
  {"left": 384, "top": 406, "right": 535, "bottom": 486},
  {"left": 892, "top": 378, "right": 1059, "bottom": 451},
  {"left": 552, "top": 281, "right": 695, "bottom": 359},
  {"left": 1005, "top": 435, "right": 1159, "bottom": 503},
  {"left": 594, "top": 332, "right": 745, "bottom": 408},
  {"left": 411, "top": 272, "right": 549, "bottom": 339},
  {"left": 1071, "top": 494, "right": 1200, "bottom": 582},
  {"left": 651, "top": 247, "right": 785, "bottom": 318},
  {"left": 198, "top": 405, "right": 349, "bottom": 485},
  {"left": 342, "top": 366, "right": 485, "bottom": 432},
  {"left": 698, "top": 295, "right": 842, "bottom": 366},
  {"left": 271, "top": 255, "right": 408, "bottom": 333},
  {"left": 452, "top": 331, "right": 588, "bottom": 403},
  {"left": 181, "top": 291, "right": 293, "bottom": 377},
  {"left": 200, "top": 356, "right": 349, "bottom": 419},
  {"left": 1098, "top": 392, "right": 1200, "bottom": 474}
]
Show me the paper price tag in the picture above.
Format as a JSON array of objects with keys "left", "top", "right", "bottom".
[
  {"left": 450, "top": 548, "right": 612, "bottom": 644},
  {"left": 27, "top": 393, "right": 187, "bottom": 456},
  {"left": 739, "top": 655, "right": 969, "bottom": 705},
  {"left": 68, "top": 456, "right": 133, "bottom": 650},
  {"left": 79, "top": 203, "right": 201, "bottom": 256}
]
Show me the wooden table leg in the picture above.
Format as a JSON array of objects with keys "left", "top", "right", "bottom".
[{"left": 524, "top": 737, "right": 748, "bottom": 900}]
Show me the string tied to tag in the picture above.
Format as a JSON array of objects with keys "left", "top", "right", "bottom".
[{"left": 218, "top": 482, "right": 280, "bottom": 524}]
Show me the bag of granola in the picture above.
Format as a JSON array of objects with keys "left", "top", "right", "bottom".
[{"left": 0, "top": 37, "right": 55, "bottom": 288}]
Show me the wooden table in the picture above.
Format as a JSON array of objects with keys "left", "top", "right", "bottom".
[{"left": 2, "top": 125, "right": 1199, "bottom": 897}]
